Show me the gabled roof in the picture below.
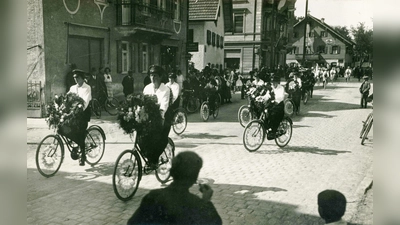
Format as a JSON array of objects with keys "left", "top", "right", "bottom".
[
  {"left": 294, "top": 14, "right": 356, "bottom": 46},
  {"left": 189, "top": 0, "right": 220, "bottom": 21}
]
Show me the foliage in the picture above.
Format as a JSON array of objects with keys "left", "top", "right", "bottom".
[
  {"left": 351, "top": 23, "right": 373, "bottom": 62},
  {"left": 117, "top": 94, "right": 163, "bottom": 136},
  {"left": 45, "top": 93, "right": 86, "bottom": 131},
  {"left": 333, "top": 25, "right": 352, "bottom": 41}
]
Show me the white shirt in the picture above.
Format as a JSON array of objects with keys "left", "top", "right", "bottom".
[
  {"left": 345, "top": 68, "right": 352, "bottom": 77},
  {"left": 104, "top": 73, "right": 112, "bottom": 83},
  {"left": 166, "top": 82, "right": 180, "bottom": 104},
  {"left": 272, "top": 84, "right": 285, "bottom": 103},
  {"left": 252, "top": 79, "right": 265, "bottom": 86},
  {"left": 143, "top": 83, "right": 170, "bottom": 119},
  {"left": 68, "top": 82, "right": 92, "bottom": 110}
]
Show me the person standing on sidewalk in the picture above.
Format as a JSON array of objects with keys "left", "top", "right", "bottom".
[
  {"left": 345, "top": 66, "right": 352, "bottom": 82},
  {"left": 122, "top": 70, "right": 134, "bottom": 97},
  {"left": 127, "top": 151, "right": 222, "bottom": 225},
  {"left": 359, "top": 76, "right": 371, "bottom": 108}
]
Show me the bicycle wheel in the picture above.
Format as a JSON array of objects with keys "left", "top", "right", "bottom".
[
  {"left": 275, "top": 117, "right": 293, "bottom": 148},
  {"left": 155, "top": 138, "right": 175, "bottom": 183},
  {"left": 113, "top": 149, "right": 142, "bottom": 201},
  {"left": 186, "top": 97, "right": 200, "bottom": 113},
  {"left": 303, "top": 91, "right": 309, "bottom": 104},
  {"left": 172, "top": 109, "right": 187, "bottom": 135},
  {"left": 284, "top": 100, "right": 294, "bottom": 117},
  {"left": 243, "top": 120, "right": 265, "bottom": 152},
  {"left": 238, "top": 105, "right": 253, "bottom": 127},
  {"left": 359, "top": 113, "right": 373, "bottom": 138},
  {"left": 36, "top": 135, "right": 64, "bottom": 178},
  {"left": 91, "top": 99, "right": 101, "bottom": 119},
  {"left": 105, "top": 97, "right": 120, "bottom": 116},
  {"left": 85, "top": 127, "right": 106, "bottom": 166},
  {"left": 213, "top": 97, "right": 219, "bottom": 119},
  {"left": 200, "top": 102, "right": 210, "bottom": 121},
  {"left": 361, "top": 119, "right": 373, "bottom": 145}
]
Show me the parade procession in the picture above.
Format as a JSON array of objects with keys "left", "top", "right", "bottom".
[{"left": 27, "top": 0, "right": 374, "bottom": 224}]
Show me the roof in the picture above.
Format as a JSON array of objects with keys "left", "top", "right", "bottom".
[
  {"left": 294, "top": 14, "right": 356, "bottom": 46},
  {"left": 189, "top": 0, "right": 220, "bottom": 21}
]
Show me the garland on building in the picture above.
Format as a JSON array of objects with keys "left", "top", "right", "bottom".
[
  {"left": 45, "top": 92, "right": 86, "bottom": 131},
  {"left": 117, "top": 94, "right": 163, "bottom": 137}
]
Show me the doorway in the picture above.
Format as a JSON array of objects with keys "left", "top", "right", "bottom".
[{"left": 68, "top": 36, "right": 103, "bottom": 73}]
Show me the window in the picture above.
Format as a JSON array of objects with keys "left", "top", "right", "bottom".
[
  {"left": 188, "top": 29, "right": 194, "bottom": 43},
  {"left": 331, "top": 45, "right": 340, "bottom": 54},
  {"left": 325, "top": 46, "right": 328, "bottom": 54},
  {"left": 220, "top": 36, "right": 224, "bottom": 48},
  {"left": 121, "top": 41, "right": 130, "bottom": 73},
  {"left": 216, "top": 34, "right": 220, "bottom": 47},
  {"left": 317, "top": 45, "right": 325, "bottom": 53},
  {"left": 320, "top": 31, "right": 328, "bottom": 37},
  {"left": 207, "top": 30, "right": 211, "bottom": 45},
  {"left": 158, "top": 0, "right": 166, "bottom": 9},
  {"left": 293, "top": 32, "right": 298, "bottom": 38},
  {"left": 234, "top": 14, "right": 244, "bottom": 33},
  {"left": 308, "top": 31, "right": 314, "bottom": 37},
  {"left": 141, "top": 43, "right": 149, "bottom": 73},
  {"left": 212, "top": 32, "right": 216, "bottom": 46},
  {"left": 174, "top": 0, "right": 181, "bottom": 21},
  {"left": 121, "top": 0, "right": 132, "bottom": 25}
]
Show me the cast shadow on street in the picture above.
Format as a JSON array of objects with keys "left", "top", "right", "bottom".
[
  {"left": 255, "top": 146, "right": 351, "bottom": 155},
  {"left": 27, "top": 168, "right": 363, "bottom": 225},
  {"left": 180, "top": 133, "right": 237, "bottom": 140}
]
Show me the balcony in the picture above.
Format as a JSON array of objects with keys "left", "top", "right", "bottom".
[
  {"left": 295, "top": 53, "right": 321, "bottom": 61},
  {"left": 115, "top": 2, "right": 176, "bottom": 37}
]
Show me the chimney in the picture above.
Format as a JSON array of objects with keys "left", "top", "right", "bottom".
[{"left": 321, "top": 18, "right": 325, "bottom": 23}]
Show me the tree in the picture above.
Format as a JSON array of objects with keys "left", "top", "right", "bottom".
[
  {"left": 333, "top": 26, "right": 352, "bottom": 41},
  {"left": 351, "top": 23, "right": 373, "bottom": 63}
]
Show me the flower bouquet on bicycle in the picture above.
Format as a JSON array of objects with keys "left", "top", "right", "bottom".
[
  {"left": 238, "top": 84, "right": 269, "bottom": 127},
  {"left": 113, "top": 94, "right": 176, "bottom": 201},
  {"left": 36, "top": 93, "right": 106, "bottom": 177},
  {"left": 242, "top": 86, "right": 293, "bottom": 152}
]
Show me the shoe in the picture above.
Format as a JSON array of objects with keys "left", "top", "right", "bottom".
[
  {"left": 267, "top": 133, "right": 275, "bottom": 140},
  {"left": 79, "top": 156, "right": 86, "bottom": 166}
]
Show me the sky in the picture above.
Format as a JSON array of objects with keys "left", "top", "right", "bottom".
[{"left": 294, "top": 0, "right": 373, "bottom": 30}]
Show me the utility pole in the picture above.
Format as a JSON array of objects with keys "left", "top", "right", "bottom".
[{"left": 301, "top": 0, "right": 308, "bottom": 66}]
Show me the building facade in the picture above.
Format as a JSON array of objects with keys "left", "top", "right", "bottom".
[
  {"left": 27, "top": 0, "right": 188, "bottom": 117},
  {"left": 188, "top": 0, "right": 232, "bottom": 72},
  {"left": 286, "top": 15, "right": 356, "bottom": 68},
  {"left": 224, "top": 0, "right": 296, "bottom": 75}
]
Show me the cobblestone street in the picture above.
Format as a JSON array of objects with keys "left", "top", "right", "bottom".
[{"left": 27, "top": 80, "right": 373, "bottom": 225}]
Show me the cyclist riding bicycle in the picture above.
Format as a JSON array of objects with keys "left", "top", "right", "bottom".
[
  {"left": 142, "top": 65, "right": 172, "bottom": 170},
  {"left": 257, "top": 76, "right": 286, "bottom": 140},
  {"left": 203, "top": 75, "right": 218, "bottom": 113},
  {"left": 59, "top": 69, "right": 92, "bottom": 166}
]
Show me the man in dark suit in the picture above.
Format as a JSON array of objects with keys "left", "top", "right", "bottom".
[
  {"left": 359, "top": 76, "right": 371, "bottom": 108},
  {"left": 127, "top": 151, "right": 222, "bottom": 225}
]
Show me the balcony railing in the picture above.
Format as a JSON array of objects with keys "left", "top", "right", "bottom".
[{"left": 116, "top": 2, "right": 174, "bottom": 27}]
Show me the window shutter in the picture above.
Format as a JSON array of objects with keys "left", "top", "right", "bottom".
[
  {"left": 207, "top": 30, "right": 211, "bottom": 45},
  {"left": 325, "top": 46, "right": 328, "bottom": 54},
  {"left": 117, "top": 40, "right": 122, "bottom": 73},
  {"left": 330, "top": 46, "right": 333, "bottom": 54},
  {"left": 138, "top": 43, "right": 142, "bottom": 72},
  {"left": 212, "top": 32, "right": 215, "bottom": 46},
  {"left": 216, "top": 34, "right": 220, "bottom": 47},
  {"left": 337, "top": 46, "right": 341, "bottom": 54}
]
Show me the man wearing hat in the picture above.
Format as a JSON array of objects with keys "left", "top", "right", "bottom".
[
  {"left": 143, "top": 65, "right": 171, "bottom": 169},
  {"left": 166, "top": 72, "right": 181, "bottom": 117},
  {"left": 359, "top": 75, "right": 371, "bottom": 108},
  {"left": 65, "top": 69, "right": 92, "bottom": 166},
  {"left": 128, "top": 151, "right": 222, "bottom": 225},
  {"left": 252, "top": 72, "right": 265, "bottom": 86}
]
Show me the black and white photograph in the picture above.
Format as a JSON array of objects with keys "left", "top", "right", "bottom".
[{"left": 22, "top": 0, "right": 387, "bottom": 224}]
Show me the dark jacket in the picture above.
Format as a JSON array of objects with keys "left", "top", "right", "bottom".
[
  {"left": 128, "top": 182, "right": 222, "bottom": 225},
  {"left": 122, "top": 75, "right": 134, "bottom": 96},
  {"left": 359, "top": 80, "right": 371, "bottom": 95}
]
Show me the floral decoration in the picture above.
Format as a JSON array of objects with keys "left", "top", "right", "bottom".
[
  {"left": 45, "top": 92, "right": 86, "bottom": 131},
  {"left": 117, "top": 94, "right": 163, "bottom": 136}
]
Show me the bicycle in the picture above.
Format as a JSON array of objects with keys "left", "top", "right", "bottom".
[
  {"left": 243, "top": 100, "right": 293, "bottom": 152},
  {"left": 238, "top": 89, "right": 263, "bottom": 127},
  {"left": 171, "top": 107, "right": 188, "bottom": 135},
  {"left": 200, "top": 90, "right": 220, "bottom": 122},
  {"left": 360, "top": 111, "right": 373, "bottom": 145},
  {"left": 91, "top": 89, "right": 120, "bottom": 118},
  {"left": 182, "top": 89, "right": 201, "bottom": 113},
  {"left": 112, "top": 131, "right": 175, "bottom": 201},
  {"left": 35, "top": 125, "right": 106, "bottom": 177}
]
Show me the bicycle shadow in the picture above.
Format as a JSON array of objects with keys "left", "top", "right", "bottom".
[
  {"left": 180, "top": 133, "right": 237, "bottom": 140},
  {"left": 255, "top": 146, "right": 351, "bottom": 155}
]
